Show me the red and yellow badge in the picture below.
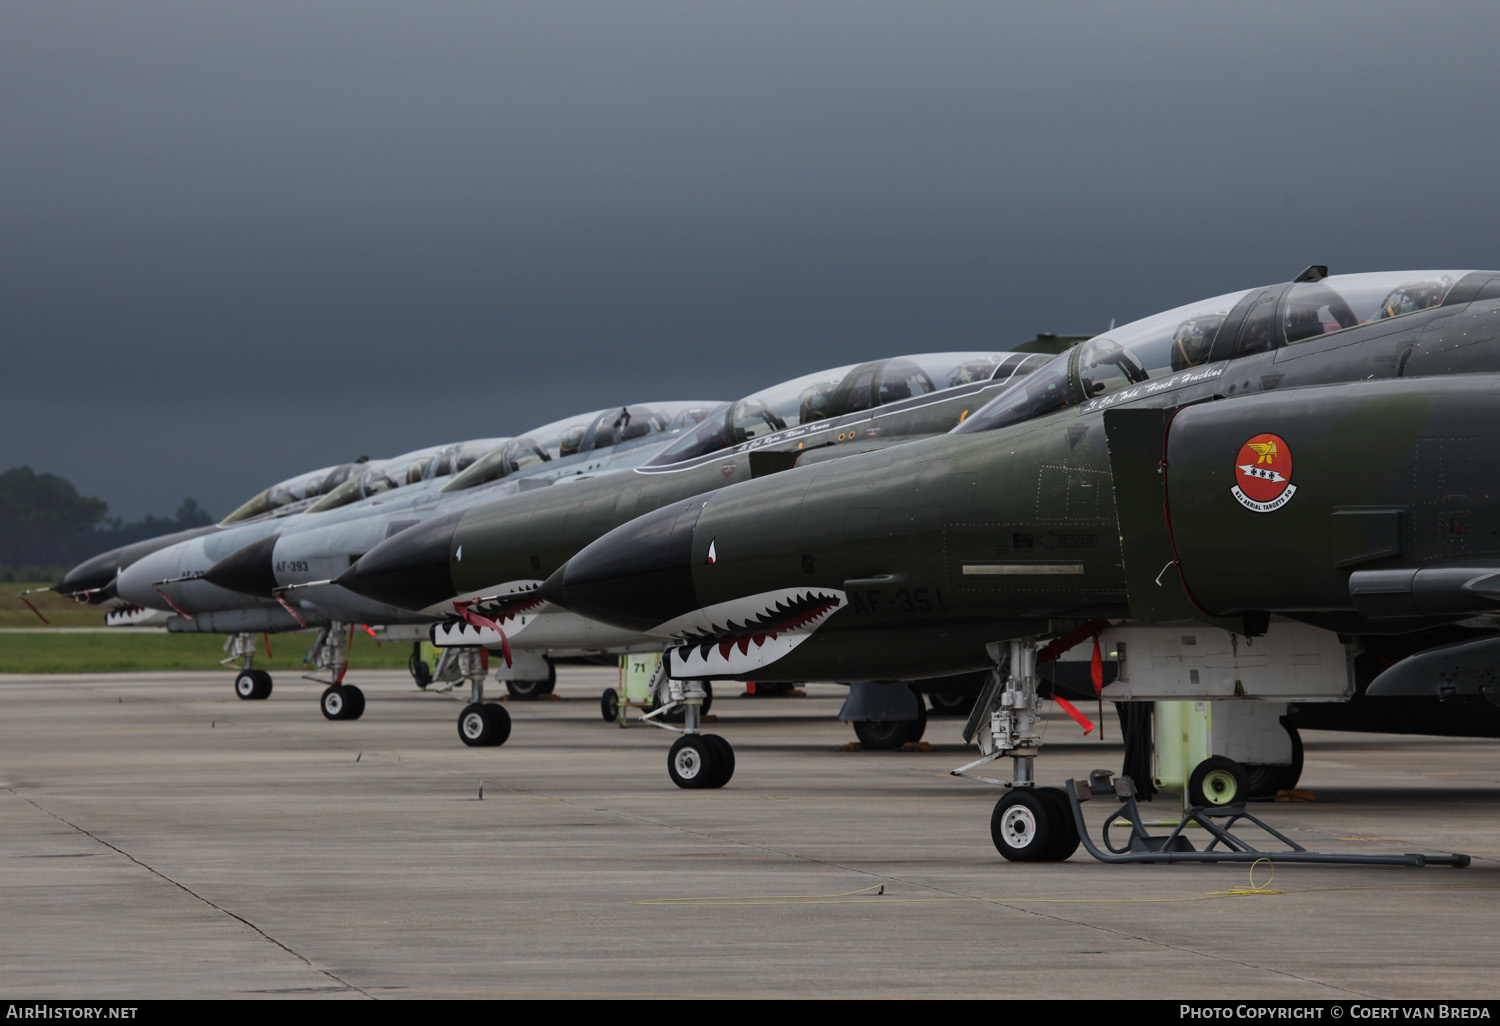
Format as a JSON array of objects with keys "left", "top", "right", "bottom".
[{"left": 1231, "top": 432, "right": 1296, "bottom": 512}]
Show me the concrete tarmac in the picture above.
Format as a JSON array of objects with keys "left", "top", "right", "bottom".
[{"left": 1, "top": 666, "right": 1498, "bottom": 1000}]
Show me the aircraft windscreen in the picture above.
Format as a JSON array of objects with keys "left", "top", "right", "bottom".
[
  {"left": 646, "top": 352, "right": 1028, "bottom": 467},
  {"left": 858, "top": 352, "right": 1014, "bottom": 411},
  {"left": 955, "top": 270, "right": 1473, "bottom": 437},
  {"left": 955, "top": 290, "right": 1252, "bottom": 435},
  {"left": 442, "top": 412, "right": 599, "bottom": 493},
  {"left": 306, "top": 439, "right": 510, "bottom": 513},
  {"left": 442, "top": 403, "right": 717, "bottom": 493},
  {"left": 952, "top": 352, "right": 1076, "bottom": 435},
  {"left": 219, "top": 462, "right": 361, "bottom": 524},
  {"left": 1282, "top": 270, "right": 1466, "bottom": 345},
  {"left": 646, "top": 366, "right": 861, "bottom": 467},
  {"left": 578, "top": 402, "right": 717, "bottom": 452}
]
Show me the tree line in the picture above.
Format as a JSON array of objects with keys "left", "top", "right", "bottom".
[{"left": 0, "top": 466, "right": 212, "bottom": 581}]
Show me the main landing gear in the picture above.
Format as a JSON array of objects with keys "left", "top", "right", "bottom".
[
  {"left": 225, "top": 633, "right": 273, "bottom": 700},
  {"left": 950, "top": 638, "right": 1081, "bottom": 862},
  {"left": 502, "top": 655, "right": 556, "bottom": 700},
  {"left": 645, "top": 661, "right": 734, "bottom": 789},
  {"left": 851, "top": 696, "right": 927, "bottom": 750}
]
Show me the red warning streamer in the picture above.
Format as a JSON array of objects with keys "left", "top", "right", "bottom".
[
  {"left": 1053, "top": 694, "right": 1095, "bottom": 735},
  {"left": 20, "top": 595, "right": 49, "bottom": 625},
  {"left": 273, "top": 593, "right": 306, "bottom": 629},
  {"left": 153, "top": 588, "right": 194, "bottom": 622},
  {"left": 452, "top": 599, "right": 513, "bottom": 668}
]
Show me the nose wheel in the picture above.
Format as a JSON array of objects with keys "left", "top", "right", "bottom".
[
  {"left": 667, "top": 734, "right": 735, "bottom": 789},
  {"left": 320, "top": 684, "right": 365, "bottom": 721},
  {"left": 458, "top": 703, "right": 511, "bottom": 747},
  {"left": 234, "top": 669, "right": 273, "bottom": 700},
  {"left": 990, "top": 787, "right": 1080, "bottom": 862}
]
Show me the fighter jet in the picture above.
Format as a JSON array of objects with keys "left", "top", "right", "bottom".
[
  {"left": 47, "top": 460, "right": 370, "bottom": 615},
  {"left": 335, "top": 351, "right": 1057, "bottom": 755},
  {"left": 112, "top": 439, "right": 505, "bottom": 710},
  {"left": 544, "top": 267, "right": 1500, "bottom": 856},
  {"left": 199, "top": 402, "right": 719, "bottom": 737}
]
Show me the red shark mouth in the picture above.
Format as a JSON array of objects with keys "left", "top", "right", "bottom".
[{"left": 675, "top": 590, "right": 844, "bottom": 662}]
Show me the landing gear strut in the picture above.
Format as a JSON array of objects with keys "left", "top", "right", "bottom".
[
  {"left": 452, "top": 648, "right": 510, "bottom": 748},
  {"left": 951, "top": 638, "right": 1080, "bottom": 861},
  {"left": 224, "top": 633, "right": 272, "bottom": 700},
  {"left": 644, "top": 661, "right": 733, "bottom": 789},
  {"left": 305, "top": 622, "right": 364, "bottom": 721}
]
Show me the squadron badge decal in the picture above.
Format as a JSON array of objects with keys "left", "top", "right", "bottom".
[{"left": 1231, "top": 433, "right": 1297, "bottom": 512}]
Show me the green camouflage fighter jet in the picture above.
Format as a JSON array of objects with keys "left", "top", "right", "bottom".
[
  {"left": 335, "top": 349, "right": 1083, "bottom": 757},
  {"left": 335, "top": 349, "right": 1063, "bottom": 667},
  {"left": 546, "top": 267, "right": 1500, "bottom": 856}
]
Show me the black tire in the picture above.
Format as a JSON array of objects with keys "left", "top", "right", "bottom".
[
  {"left": 408, "top": 644, "right": 432, "bottom": 689},
  {"left": 320, "top": 685, "right": 350, "bottom": 721},
  {"left": 991, "top": 788, "right": 1073, "bottom": 862},
  {"left": 667, "top": 735, "right": 719, "bottom": 789},
  {"left": 702, "top": 734, "right": 735, "bottom": 788},
  {"left": 852, "top": 718, "right": 908, "bottom": 750},
  {"left": 852, "top": 718, "right": 914, "bottom": 750},
  {"left": 927, "top": 691, "right": 975, "bottom": 716},
  {"left": 482, "top": 703, "right": 511, "bottom": 746},
  {"left": 341, "top": 684, "right": 365, "bottom": 721},
  {"left": 504, "top": 659, "right": 557, "bottom": 700},
  {"left": 234, "top": 669, "right": 272, "bottom": 701},
  {"left": 1188, "top": 755, "right": 1249, "bottom": 808},
  {"left": 852, "top": 700, "right": 925, "bottom": 749},
  {"left": 1244, "top": 722, "right": 1304, "bottom": 798},
  {"left": 458, "top": 702, "right": 508, "bottom": 746},
  {"left": 1034, "top": 786, "right": 1081, "bottom": 861},
  {"left": 600, "top": 689, "right": 620, "bottom": 723},
  {"left": 505, "top": 678, "right": 552, "bottom": 699}
]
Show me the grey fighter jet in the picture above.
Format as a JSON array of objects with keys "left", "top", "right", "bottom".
[
  {"left": 48, "top": 460, "right": 370, "bottom": 615},
  {"left": 201, "top": 402, "right": 719, "bottom": 736},
  {"left": 114, "top": 439, "right": 504, "bottom": 708}
]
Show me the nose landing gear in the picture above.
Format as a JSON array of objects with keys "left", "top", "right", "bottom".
[{"left": 645, "top": 660, "right": 734, "bottom": 789}]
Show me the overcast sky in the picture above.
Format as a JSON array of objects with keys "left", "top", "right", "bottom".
[{"left": 4, "top": 1, "right": 1498, "bottom": 519}]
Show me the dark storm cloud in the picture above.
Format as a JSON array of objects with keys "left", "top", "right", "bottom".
[{"left": 3, "top": 1, "right": 1498, "bottom": 517}]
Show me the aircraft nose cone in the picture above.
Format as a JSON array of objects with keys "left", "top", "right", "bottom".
[
  {"left": 203, "top": 534, "right": 280, "bottom": 598},
  {"left": 56, "top": 553, "right": 120, "bottom": 601},
  {"left": 541, "top": 496, "right": 706, "bottom": 633},
  {"left": 336, "top": 512, "right": 461, "bottom": 612}
]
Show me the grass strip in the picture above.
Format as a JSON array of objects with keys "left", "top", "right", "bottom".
[{"left": 0, "top": 631, "right": 416, "bottom": 674}]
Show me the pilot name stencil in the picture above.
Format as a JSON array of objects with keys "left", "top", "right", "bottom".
[{"left": 1231, "top": 432, "right": 1297, "bottom": 512}]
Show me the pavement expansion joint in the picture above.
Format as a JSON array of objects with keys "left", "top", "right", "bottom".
[{"left": 4, "top": 785, "right": 372, "bottom": 999}]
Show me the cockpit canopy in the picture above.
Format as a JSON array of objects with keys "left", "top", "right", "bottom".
[
  {"left": 645, "top": 352, "right": 1043, "bottom": 467},
  {"left": 304, "top": 438, "right": 506, "bottom": 513},
  {"left": 219, "top": 462, "right": 364, "bottom": 525},
  {"left": 956, "top": 269, "right": 1472, "bottom": 435},
  {"left": 442, "top": 402, "right": 718, "bottom": 493}
]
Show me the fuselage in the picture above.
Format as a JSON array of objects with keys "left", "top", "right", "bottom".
[{"left": 548, "top": 269, "right": 1500, "bottom": 681}]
